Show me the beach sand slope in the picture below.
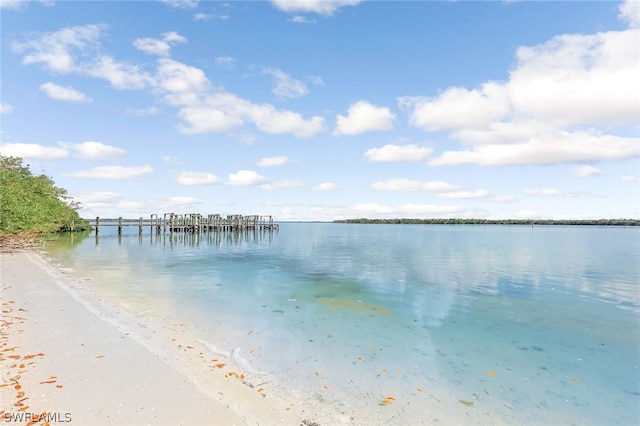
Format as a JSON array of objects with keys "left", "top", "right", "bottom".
[{"left": 0, "top": 250, "right": 249, "bottom": 426}]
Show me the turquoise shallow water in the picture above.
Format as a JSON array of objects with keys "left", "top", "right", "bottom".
[{"left": 45, "top": 223, "right": 640, "bottom": 424}]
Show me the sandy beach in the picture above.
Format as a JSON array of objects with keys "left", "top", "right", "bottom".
[{"left": 0, "top": 250, "right": 318, "bottom": 426}]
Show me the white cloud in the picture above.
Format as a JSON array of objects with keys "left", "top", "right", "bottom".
[
  {"left": 371, "top": 179, "right": 459, "bottom": 192},
  {"left": 226, "top": 170, "right": 269, "bottom": 186},
  {"left": 290, "top": 16, "right": 317, "bottom": 24},
  {"left": 12, "top": 24, "right": 106, "bottom": 73},
  {"left": 525, "top": 188, "right": 582, "bottom": 197},
  {"left": 133, "top": 38, "right": 172, "bottom": 56},
  {"left": 0, "top": 0, "right": 49, "bottom": 11},
  {"left": 75, "top": 191, "right": 122, "bottom": 203},
  {"left": 365, "top": 144, "right": 432, "bottom": 162},
  {"left": 263, "top": 67, "right": 308, "bottom": 99},
  {"left": 313, "top": 182, "right": 338, "bottom": 191},
  {"left": 405, "top": 30, "right": 640, "bottom": 132},
  {"left": 0, "top": 103, "right": 14, "bottom": 114},
  {"left": 159, "top": 0, "right": 199, "bottom": 9},
  {"left": 84, "top": 195, "right": 201, "bottom": 215},
  {"left": 155, "top": 58, "right": 211, "bottom": 102},
  {"left": 126, "top": 106, "right": 160, "bottom": 116},
  {"left": 248, "top": 103, "right": 326, "bottom": 137},
  {"left": 133, "top": 32, "right": 186, "bottom": 57},
  {"left": 117, "top": 201, "right": 146, "bottom": 210},
  {"left": 334, "top": 101, "right": 395, "bottom": 135},
  {"left": 176, "top": 171, "right": 219, "bottom": 185},
  {"left": 194, "top": 13, "right": 213, "bottom": 21},
  {"left": 215, "top": 14, "right": 230, "bottom": 21},
  {"left": 271, "top": 0, "right": 363, "bottom": 16},
  {"left": 162, "top": 155, "right": 182, "bottom": 164},
  {"left": 436, "top": 189, "right": 489, "bottom": 199},
  {"left": 194, "top": 13, "right": 230, "bottom": 21},
  {"left": 0, "top": 0, "right": 28, "bottom": 10},
  {"left": 162, "top": 31, "right": 187, "bottom": 44},
  {"left": 66, "top": 165, "right": 153, "bottom": 179},
  {"left": 311, "top": 202, "right": 463, "bottom": 219},
  {"left": 164, "top": 196, "right": 201, "bottom": 207},
  {"left": 60, "top": 141, "right": 126, "bottom": 160},
  {"left": 257, "top": 156, "right": 289, "bottom": 167},
  {"left": 14, "top": 26, "right": 325, "bottom": 139},
  {"left": 429, "top": 127, "right": 639, "bottom": 166},
  {"left": 155, "top": 59, "right": 325, "bottom": 138},
  {"left": 74, "top": 202, "right": 120, "bottom": 213},
  {"left": 371, "top": 179, "right": 507, "bottom": 201},
  {"left": 573, "top": 165, "right": 601, "bottom": 178},
  {"left": 0, "top": 142, "right": 68, "bottom": 159},
  {"left": 86, "top": 55, "right": 153, "bottom": 90},
  {"left": 621, "top": 174, "right": 638, "bottom": 182},
  {"left": 12, "top": 24, "right": 152, "bottom": 88},
  {"left": 215, "top": 56, "right": 235, "bottom": 67},
  {"left": 508, "top": 31, "right": 639, "bottom": 128},
  {"left": 308, "top": 75, "right": 324, "bottom": 86},
  {"left": 400, "top": 82, "right": 510, "bottom": 131},
  {"left": 490, "top": 195, "right": 517, "bottom": 202},
  {"left": 261, "top": 180, "right": 305, "bottom": 189},
  {"left": 402, "top": 19, "right": 640, "bottom": 166},
  {"left": 177, "top": 105, "right": 243, "bottom": 133},
  {"left": 40, "top": 82, "right": 93, "bottom": 102},
  {"left": 619, "top": 0, "right": 640, "bottom": 29}
]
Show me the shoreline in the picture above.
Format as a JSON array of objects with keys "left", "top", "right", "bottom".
[
  {"left": 332, "top": 219, "right": 640, "bottom": 226},
  {"left": 0, "top": 250, "right": 312, "bottom": 425},
  {"left": 1, "top": 248, "right": 515, "bottom": 426}
]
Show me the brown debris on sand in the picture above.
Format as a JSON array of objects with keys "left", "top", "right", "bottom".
[{"left": 0, "top": 232, "right": 42, "bottom": 251}]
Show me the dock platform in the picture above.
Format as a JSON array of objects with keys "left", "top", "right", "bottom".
[{"left": 87, "top": 213, "right": 278, "bottom": 235}]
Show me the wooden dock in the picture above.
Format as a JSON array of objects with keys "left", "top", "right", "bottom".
[{"left": 87, "top": 213, "right": 278, "bottom": 235}]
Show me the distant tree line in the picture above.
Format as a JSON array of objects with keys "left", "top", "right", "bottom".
[
  {"left": 0, "top": 155, "right": 89, "bottom": 234},
  {"left": 333, "top": 218, "right": 640, "bottom": 226}
]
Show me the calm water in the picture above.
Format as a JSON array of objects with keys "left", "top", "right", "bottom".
[{"left": 45, "top": 223, "right": 640, "bottom": 425}]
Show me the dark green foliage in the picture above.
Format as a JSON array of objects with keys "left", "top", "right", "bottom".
[
  {"left": 0, "top": 155, "right": 88, "bottom": 233},
  {"left": 334, "top": 218, "right": 640, "bottom": 226}
]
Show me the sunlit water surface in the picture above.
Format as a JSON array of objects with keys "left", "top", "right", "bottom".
[{"left": 45, "top": 224, "right": 640, "bottom": 425}]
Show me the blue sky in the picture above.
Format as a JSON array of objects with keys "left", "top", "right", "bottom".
[{"left": 1, "top": 0, "right": 639, "bottom": 221}]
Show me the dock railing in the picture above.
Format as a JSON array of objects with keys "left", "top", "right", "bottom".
[{"left": 86, "top": 213, "right": 278, "bottom": 235}]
